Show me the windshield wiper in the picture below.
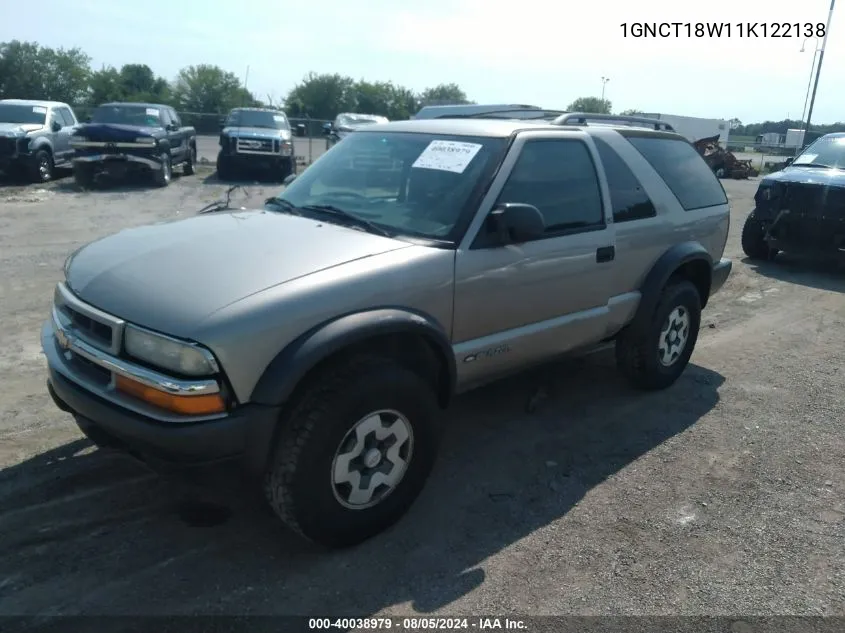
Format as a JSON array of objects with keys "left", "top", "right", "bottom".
[
  {"left": 301, "top": 204, "right": 392, "bottom": 237},
  {"left": 794, "top": 163, "right": 837, "bottom": 169},
  {"left": 264, "top": 196, "right": 303, "bottom": 216}
]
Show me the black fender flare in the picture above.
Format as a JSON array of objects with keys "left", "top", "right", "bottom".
[
  {"left": 249, "top": 308, "right": 457, "bottom": 407},
  {"left": 629, "top": 242, "right": 713, "bottom": 334},
  {"left": 29, "top": 138, "right": 53, "bottom": 154}
]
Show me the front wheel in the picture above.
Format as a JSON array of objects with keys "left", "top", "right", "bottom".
[
  {"left": 183, "top": 145, "right": 196, "bottom": 176},
  {"left": 276, "top": 157, "right": 293, "bottom": 182},
  {"left": 264, "top": 355, "right": 441, "bottom": 548},
  {"left": 741, "top": 211, "right": 778, "bottom": 260},
  {"left": 153, "top": 152, "right": 172, "bottom": 187},
  {"left": 73, "top": 163, "right": 95, "bottom": 188},
  {"left": 30, "top": 149, "right": 54, "bottom": 183},
  {"left": 615, "top": 280, "right": 702, "bottom": 391}
]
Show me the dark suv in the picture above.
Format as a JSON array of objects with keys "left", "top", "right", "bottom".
[{"left": 743, "top": 132, "right": 845, "bottom": 261}]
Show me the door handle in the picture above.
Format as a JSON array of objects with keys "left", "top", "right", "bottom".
[{"left": 596, "top": 245, "right": 615, "bottom": 263}]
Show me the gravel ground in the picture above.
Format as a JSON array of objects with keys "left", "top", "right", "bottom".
[{"left": 1, "top": 168, "right": 844, "bottom": 619}]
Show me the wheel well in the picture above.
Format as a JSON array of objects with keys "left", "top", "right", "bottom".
[
  {"left": 669, "top": 259, "right": 711, "bottom": 309},
  {"left": 283, "top": 332, "right": 451, "bottom": 410}
]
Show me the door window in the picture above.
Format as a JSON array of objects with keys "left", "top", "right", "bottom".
[{"left": 495, "top": 139, "right": 604, "bottom": 238}]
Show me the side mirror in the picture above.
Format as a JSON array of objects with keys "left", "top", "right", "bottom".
[
  {"left": 51, "top": 120, "right": 62, "bottom": 132},
  {"left": 487, "top": 203, "right": 545, "bottom": 244},
  {"left": 296, "top": 124, "right": 306, "bottom": 138},
  {"left": 167, "top": 123, "right": 179, "bottom": 131},
  {"left": 282, "top": 173, "right": 297, "bottom": 186},
  {"left": 84, "top": 116, "right": 91, "bottom": 123},
  {"left": 219, "top": 118, "right": 227, "bottom": 130},
  {"left": 784, "top": 157, "right": 793, "bottom": 166},
  {"left": 322, "top": 122, "right": 333, "bottom": 135}
]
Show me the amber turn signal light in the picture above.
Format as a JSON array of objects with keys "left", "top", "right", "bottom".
[{"left": 115, "top": 375, "right": 226, "bottom": 416}]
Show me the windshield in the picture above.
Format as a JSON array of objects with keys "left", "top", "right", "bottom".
[
  {"left": 226, "top": 110, "right": 289, "bottom": 130},
  {"left": 0, "top": 104, "right": 47, "bottom": 125},
  {"left": 792, "top": 135, "right": 845, "bottom": 169},
  {"left": 336, "top": 113, "right": 387, "bottom": 127},
  {"left": 92, "top": 105, "right": 162, "bottom": 127},
  {"left": 274, "top": 131, "right": 507, "bottom": 242}
]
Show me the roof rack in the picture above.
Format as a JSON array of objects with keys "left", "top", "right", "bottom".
[
  {"left": 435, "top": 108, "right": 567, "bottom": 121},
  {"left": 552, "top": 112, "right": 675, "bottom": 132}
]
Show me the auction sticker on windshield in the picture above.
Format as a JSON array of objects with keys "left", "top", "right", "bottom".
[
  {"left": 146, "top": 108, "right": 159, "bottom": 116},
  {"left": 412, "top": 140, "right": 483, "bottom": 174},
  {"left": 273, "top": 115, "right": 285, "bottom": 122},
  {"left": 32, "top": 106, "right": 47, "bottom": 114}
]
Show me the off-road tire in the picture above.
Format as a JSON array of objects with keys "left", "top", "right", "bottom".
[
  {"left": 263, "top": 355, "right": 441, "bottom": 549},
  {"left": 153, "top": 152, "right": 172, "bottom": 187},
  {"left": 183, "top": 145, "right": 196, "bottom": 176},
  {"left": 615, "top": 280, "right": 702, "bottom": 391},
  {"left": 30, "top": 149, "right": 54, "bottom": 183},
  {"left": 73, "top": 163, "right": 95, "bottom": 188},
  {"left": 741, "top": 210, "right": 777, "bottom": 260}
]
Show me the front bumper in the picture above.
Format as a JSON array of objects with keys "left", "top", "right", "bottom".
[
  {"left": 41, "top": 310, "right": 279, "bottom": 475},
  {"left": 710, "top": 257, "right": 732, "bottom": 295},
  {"left": 72, "top": 152, "right": 161, "bottom": 170}
]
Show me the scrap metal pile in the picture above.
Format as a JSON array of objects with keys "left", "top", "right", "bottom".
[{"left": 693, "top": 134, "right": 759, "bottom": 179}]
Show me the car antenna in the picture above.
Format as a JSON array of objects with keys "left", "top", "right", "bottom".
[{"left": 198, "top": 184, "right": 245, "bottom": 214}]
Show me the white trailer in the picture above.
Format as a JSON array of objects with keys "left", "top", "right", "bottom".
[
  {"left": 784, "top": 128, "right": 806, "bottom": 148},
  {"left": 641, "top": 113, "right": 730, "bottom": 146}
]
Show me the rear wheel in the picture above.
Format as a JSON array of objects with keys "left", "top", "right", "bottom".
[
  {"left": 741, "top": 210, "right": 778, "bottom": 260},
  {"left": 616, "top": 280, "right": 702, "bottom": 391},
  {"left": 153, "top": 152, "right": 172, "bottom": 187},
  {"left": 263, "top": 355, "right": 441, "bottom": 548}
]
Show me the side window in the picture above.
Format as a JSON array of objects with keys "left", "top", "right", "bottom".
[
  {"left": 496, "top": 139, "right": 604, "bottom": 235},
  {"left": 58, "top": 108, "right": 75, "bottom": 127},
  {"left": 169, "top": 108, "right": 182, "bottom": 127},
  {"left": 625, "top": 136, "right": 727, "bottom": 210},
  {"left": 593, "top": 137, "right": 656, "bottom": 223},
  {"left": 159, "top": 108, "right": 172, "bottom": 127}
]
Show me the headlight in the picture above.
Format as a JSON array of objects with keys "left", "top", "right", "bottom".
[
  {"left": 69, "top": 135, "right": 87, "bottom": 145},
  {"left": 123, "top": 325, "right": 218, "bottom": 376},
  {"left": 134, "top": 137, "right": 156, "bottom": 145}
]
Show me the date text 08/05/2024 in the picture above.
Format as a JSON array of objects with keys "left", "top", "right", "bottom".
[{"left": 620, "top": 22, "right": 826, "bottom": 38}]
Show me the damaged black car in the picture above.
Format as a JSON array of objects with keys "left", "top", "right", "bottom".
[
  {"left": 70, "top": 102, "right": 197, "bottom": 188},
  {"left": 742, "top": 133, "right": 845, "bottom": 261}
]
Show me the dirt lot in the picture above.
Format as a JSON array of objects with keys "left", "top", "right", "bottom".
[{"left": 1, "top": 168, "right": 844, "bottom": 619}]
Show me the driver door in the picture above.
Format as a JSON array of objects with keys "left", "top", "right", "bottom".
[{"left": 452, "top": 131, "right": 618, "bottom": 391}]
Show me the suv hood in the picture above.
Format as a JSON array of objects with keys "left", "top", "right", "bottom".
[
  {"left": 223, "top": 126, "right": 291, "bottom": 141},
  {"left": 765, "top": 166, "right": 845, "bottom": 189},
  {"left": 0, "top": 122, "right": 43, "bottom": 136},
  {"left": 64, "top": 210, "right": 410, "bottom": 336},
  {"left": 76, "top": 123, "right": 162, "bottom": 142}
]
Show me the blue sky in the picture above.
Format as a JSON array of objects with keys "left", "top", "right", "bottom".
[{"left": 3, "top": 0, "right": 843, "bottom": 124}]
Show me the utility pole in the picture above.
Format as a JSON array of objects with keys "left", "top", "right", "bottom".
[
  {"left": 600, "top": 76, "right": 610, "bottom": 103},
  {"left": 803, "top": 0, "right": 835, "bottom": 145}
]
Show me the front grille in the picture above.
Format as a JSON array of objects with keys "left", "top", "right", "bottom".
[
  {"left": 777, "top": 183, "right": 845, "bottom": 217},
  {"left": 60, "top": 304, "right": 114, "bottom": 348},
  {"left": 236, "top": 138, "right": 274, "bottom": 154}
]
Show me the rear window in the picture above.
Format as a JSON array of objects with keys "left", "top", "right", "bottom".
[{"left": 625, "top": 136, "right": 727, "bottom": 211}]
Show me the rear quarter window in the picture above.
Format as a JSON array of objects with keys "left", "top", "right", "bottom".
[{"left": 625, "top": 136, "right": 727, "bottom": 211}]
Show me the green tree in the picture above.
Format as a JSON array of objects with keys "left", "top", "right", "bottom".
[
  {"left": 620, "top": 109, "right": 644, "bottom": 115},
  {"left": 566, "top": 97, "right": 612, "bottom": 114},
  {"left": 88, "top": 63, "right": 170, "bottom": 106},
  {"left": 88, "top": 66, "right": 123, "bottom": 105},
  {"left": 418, "top": 83, "right": 471, "bottom": 107},
  {"left": 284, "top": 72, "right": 357, "bottom": 120},
  {"left": 171, "top": 64, "right": 257, "bottom": 113},
  {"left": 0, "top": 40, "right": 91, "bottom": 104}
]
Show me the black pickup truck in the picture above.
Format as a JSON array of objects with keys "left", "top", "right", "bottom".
[{"left": 70, "top": 102, "right": 197, "bottom": 187}]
